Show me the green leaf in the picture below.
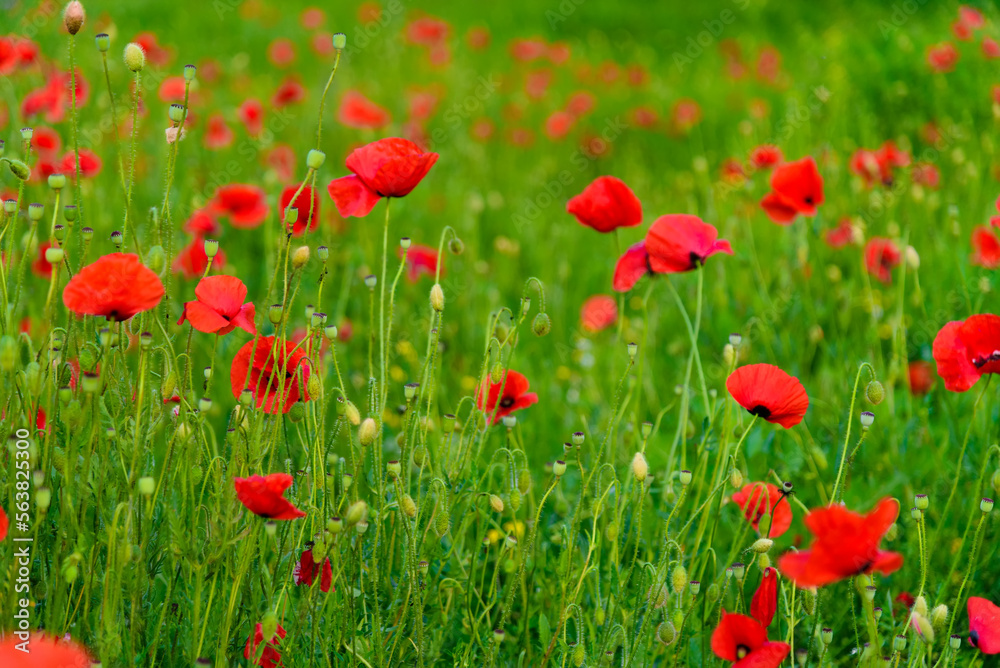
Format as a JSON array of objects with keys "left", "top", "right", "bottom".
[{"left": 538, "top": 612, "right": 551, "bottom": 649}]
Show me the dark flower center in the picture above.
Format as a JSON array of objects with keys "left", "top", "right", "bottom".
[
  {"left": 500, "top": 396, "right": 515, "bottom": 408},
  {"left": 749, "top": 405, "right": 772, "bottom": 418},
  {"left": 972, "top": 351, "right": 1000, "bottom": 368},
  {"left": 970, "top": 630, "right": 979, "bottom": 647},
  {"left": 804, "top": 196, "right": 814, "bottom": 205},
  {"left": 736, "top": 645, "right": 750, "bottom": 660},
  {"left": 689, "top": 251, "right": 705, "bottom": 269},
  {"left": 853, "top": 559, "right": 874, "bottom": 575}
]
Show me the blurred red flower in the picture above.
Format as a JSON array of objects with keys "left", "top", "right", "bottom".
[
  {"left": 750, "top": 567, "right": 778, "bottom": 627},
  {"left": 60, "top": 148, "right": 102, "bottom": 178},
  {"left": 544, "top": 110, "right": 575, "bottom": 140},
  {"left": 971, "top": 226, "right": 1000, "bottom": 268},
  {"left": 337, "top": 90, "right": 391, "bottom": 129},
  {"left": 133, "top": 31, "right": 172, "bottom": 66},
  {"left": 239, "top": 99, "right": 264, "bottom": 135},
  {"left": 267, "top": 38, "right": 296, "bottom": 67},
  {"left": 0, "top": 506, "right": 7, "bottom": 541},
  {"left": 824, "top": 219, "right": 855, "bottom": 249},
  {"left": 398, "top": 243, "right": 439, "bottom": 282},
  {"left": 204, "top": 113, "right": 234, "bottom": 150},
  {"left": 178, "top": 275, "right": 255, "bottom": 335},
  {"left": 749, "top": 145, "right": 782, "bottom": 170},
  {"left": 908, "top": 360, "right": 935, "bottom": 396},
  {"left": 927, "top": 42, "right": 959, "bottom": 72},
  {"left": 31, "top": 126, "right": 61, "bottom": 156},
  {"left": 244, "top": 622, "right": 287, "bottom": 668},
  {"left": 32, "top": 241, "right": 55, "bottom": 278},
  {"left": 234, "top": 473, "right": 305, "bottom": 520},
  {"left": 760, "top": 156, "right": 824, "bottom": 224},
  {"left": 63, "top": 253, "right": 164, "bottom": 321},
  {"left": 711, "top": 611, "right": 789, "bottom": 667},
  {"left": 864, "top": 238, "right": 901, "bottom": 283},
  {"left": 327, "top": 138, "right": 439, "bottom": 217},
  {"left": 0, "top": 633, "right": 92, "bottom": 667},
  {"left": 932, "top": 314, "right": 1000, "bottom": 392},
  {"left": 580, "top": 295, "right": 618, "bottom": 333},
  {"left": 778, "top": 498, "right": 903, "bottom": 588},
  {"left": 726, "top": 363, "right": 808, "bottom": 428},
  {"left": 272, "top": 77, "right": 306, "bottom": 107},
  {"left": 280, "top": 185, "right": 320, "bottom": 236},
  {"left": 230, "top": 336, "right": 311, "bottom": 414},
  {"left": 210, "top": 184, "right": 270, "bottom": 228},
  {"left": 732, "top": 482, "right": 793, "bottom": 538},
  {"left": 476, "top": 370, "right": 538, "bottom": 425},
  {"left": 566, "top": 176, "right": 642, "bottom": 233},
  {"left": 969, "top": 597, "right": 1000, "bottom": 654},
  {"left": 173, "top": 235, "right": 226, "bottom": 279}
]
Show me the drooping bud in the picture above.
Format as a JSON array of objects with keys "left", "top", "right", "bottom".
[
  {"left": 6, "top": 159, "right": 31, "bottom": 181},
  {"left": 400, "top": 494, "right": 417, "bottom": 518},
  {"left": 865, "top": 380, "right": 885, "bottom": 405},
  {"left": 532, "top": 312, "right": 552, "bottom": 336},
  {"left": 489, "top": 494, "right": 504, "bottom": 513},
  {"left": 671, "top": 564, "right": 688, "bottom": 594}
]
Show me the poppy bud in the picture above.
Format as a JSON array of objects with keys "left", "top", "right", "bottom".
[
  {"left": 627, "top": 342, "right": 638, "bottom": 360},
  {"left": 137, "top": 476, "right": 155, "bottom": 496},
  {"left": 657, "top": 621, "right": 677, "bottom": 646},
  {"left": 63, "top": 1, "right": 86, "bottom": 35},
  {"left": 364, "top": 274, "right": 377, "bottom": 289},
  {"left": 387, "top": 460, "right": 401, "bottom": 478},
  {"left": 553, "top": 460, "right": 567, "bottom": 477},
  {"left": 345, "top": 500, "right": 368, "bottom": 526},
  {"left": 860, "top": 411, "right": 875, "bottom": 429},
  {"left": 306, "top": 149, "right": 326, "bottom": 170},
  {"left": 931, "top": 604, "right": 948, "bottom": 629},
  {"left": 332, "top": 33, "right": 347, "bottom": 50},
  {"left": 449, "top": 237, "right": 464, "bottom": 255},
  {"left": 48, "top": 173, "right": 67, "bottom": 190},
  {"left": 605, "top": 521, "right": 618, "bottom": 541},
  {"left": 914, "top": 596, "right": 929, "bottom": 618},
  {"left": 5, "top": 159, "right": 30, "bottom": 181},
  {"left": 168, "top": 104, "right": 185, "bottom": 123},
  {"left": 508, "top": 488, "right": 521, "bottom": 511},
  {"left": 359, "top": 417, "right": 377, "bottom": 446},
  {"left": 671, "top": 564, "right": 687, "bottom": 594},
  {"left": 307, "top": 374, "right": 320, "bottom": 399},
  {"left": 401, "top": 494, "right": 417, "bottom": 518},
  {"left": 729, "top": 468, "right": 743, "bottom": 488},
  {"left": 532, "top": 312, "right": 552, "bottom": 336},
  {"left": 124, "top": 42, "right": 145, "bottom": 72},
  {"left": 915, "top": 494, "right": 929, "bottom": 510},
  {"left": 886, "top": 522, "right": 899, "bottom": 540},
  {"left": 631, "top": 452, "right": 648, "bottom": 482},
  {"left": 196, "top": 237, "right": 218, "bottom": 260},
  {"left": 430, "top": 283, "right": 445, "bottom": 311},
  {"left": 679, "top": 470, "right": 692, "bottom": 486},
  {"left": 260, "top": 611, "right": 279, "bottom": 643},
  {"left": 342, "top": 473, "right": 353, "bottom": 490},
  {"left": 292, "top": 246, "right": 310, "bottom": 268},
  {"left": 34, "top": 486, "right": 51, "bottom": 510},
  {"left": 488, "top": 494, "right": 504, "bottom": 513},
  {"left": 95, "top": 32, "right": 110, "bottom": 52},
  {"left": 344, "top": 401, "right": 361, "bottom": 425},
  {"left": 758, "top": 553, "right": 771, "bottom": 569},
  {"left": 287, "top": 401, "right": 305, "bottom": 423},
  {"left": 239, "top": 388, "right": 253, "bottom": 406},
  {"left": 44, "top": 246, "right": 65, "bottom": 265},
  {"left": 722, "top": 343, "right": 736, "bottom": 367},
  {"left": 865, "top": 380, "right": 885, "bottom": 405},
  {"left": 435, "top": 509, "right": 450, "bottom": 536},
  {"left": 751, "top": 538, "right": 773, "bottom": 554},
  {"left": 982, "top": 497, "right": 994, "bottom": 513},
  {"left": 914, "top": 614, "right": 935, "bottom": 643}
]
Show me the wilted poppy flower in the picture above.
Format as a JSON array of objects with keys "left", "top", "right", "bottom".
[
  {"left": 971, "top": 226, "right": 1000, "bottom": 268},
  {"left": 178, "top": 275, "right": 256, "bottom": 335},
  {"left": 726, "top": 363, "right": 808, "bottom": 428},
  {"left": 711, "top": 611, "right": 789, "bottom": 668},
  {"left": 399, "top": 243, "right": 439, "bottom": 282},
  {"left": 210, "top": 184, "right": 270, "bottom": 228},
  {"left": 234, "top": 473, "right": 305, "bottom": 520},
  {"left": 172, "top": 234, "right": 226, "bottom": 279},
  {"left": 566, "top": 176, "right": 642, "bottom": 233},
  {"left": 777, "top": 497, "right": 903, "bottom": 588},
  {"left": 0, "top": 632, "right": 91, "bottom": 667},
  {"left": 864, "top": 238, "right": 902, "bottom": 283},
  {"left": 581, "top": 295, "right": 618, "bottom": 332},
  {"left": 327, "top": 138, "right": 439, "bottom": 217},
  {"left": 279, "top": 185, "right": 320, "bottom": 236},
  {"left": 908, "top": 360, "right": 935, "bottom": 396},
  {"left": 928, "top": 42, "right": 959, "bottom": 72},
  {"left": 612, "top": 241, "right": 651, "bottom": 292},
  {"left": 476, "top": 370, "right": 538, "bottom": 425},
  {"left": 244, "top": 622, "right": 287, "bottom": 668},
  {"left": 760, "top": 157, "right": 824, "bottom": 224},
  {"left": 732, "top": 483, "right": 793, "bottom": 538},
  {"left": 750, "top": 567, "right": 778, "bottom": 627},
  {"left": 932, "top": 314, "right": 1000, "bottom": 392},
  {"left": 230, "top": 336, "right": 311, "bottom": 414},
  {"left": 63, "top": 253, "right": 164, "bottom": 321},
  {"left": 204, "top": 113, "right": 234, "bottom": 150},
  {"left": 294, "top": 544, "right": 334, "bottom": 592},
  {"left": 273, "top": 77, "right": 306, "bottom": 107},
  {"left": 749, "top": 145, "right": 782, "bottom": 170},
  {"left": 969, "top": 597, "right": 1000, "bottom": 654},
  {"left": 239, "top": 98, "right": 264, "bottom": 135},
  {"left": 645, "top": 214, "right": 733, "bottom": 273},
  {"left": 338, "top": 90, "right": 391, "bottom": 129}
]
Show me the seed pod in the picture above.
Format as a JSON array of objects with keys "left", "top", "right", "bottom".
[{"left": 5, "top": 159, "right": 30, "bottom": 181}]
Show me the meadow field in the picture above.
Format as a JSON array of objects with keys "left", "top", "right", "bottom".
[{"left": 2, "top": 0, "right": 1000, "bottom": 665}]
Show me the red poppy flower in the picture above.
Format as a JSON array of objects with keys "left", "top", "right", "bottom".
[
  {"left": 630, "top": 105, "right": 659, "bottom": 129},
  {"left": 612, "top": 241, "right": 651, "bottom": 292},
  {"left": 337, "top": 90, "right": 391, "bottom": 129},
  {"left": 210, "top": 184, "right": 270, "bottom": 228},
  {"left": 760, "top": 157, "right": 824, "bottom": 224},
  {"left": 749, "top": 145, "right": 782, "bottom": 170},
  {"left": 294, "top": 545, "right": 334, "bottom": 592},
  {"left": 267, "top": 144, "right": 296, "bottom": 183},
  {"left": 32, "top": 241, "right": 55, "bottom": 278},
  {"left": 911, "top": 163, "right": 940, "bottom": 189},
  {"left": 60, "top": 148, "right": 102, "bottom": 178},
  {"left": 670, "top": 98, "right": 702, "bottom": 134},
  {"left": 907, "top": 360, "right": 935, "bottom": 396},
  {"left": 0, "top": 506, "right": 7, "bottom": 541},
  {"left": 63, "top": 253, "right": 164, "bottom": 321},
  {"left": 244, "top": 622, "right": 287, "bottom": 668},
  {"left": 544, "top": 111, "right": 575, "bottom": 140},
  {"left": 239, "top": 99, "right": 264, "bottom": 135},
  {"left": 272, "top": 77, "right": 306, "bottom": 107},
  {"left": 566, "top": 176, "right": 643, "bottom": 233},
  {"left": 895, "top": 591, "right": 916, "bottom": 610},
  {"left": 204, "top": 113, "right": 234, "bottom": 150},
  {"left": 645, "top": 214, "right": 733, "bottom": 273},
  {"left": 525, "top": 69, "right": 553, "bottom": 100},
  {"left": 267, "top": 38, "right": 296, "bottom": 67},
  {"left": 732, "top": 483, "right": 793, "bottom": 538},
  {"left": 969, "top": 597, "right": 1000, "bottom": 654},
  {"left": 230, "top": 336, "right": 311, "bottom": 414},
  {"left": 234, "top": 473, "right": 305, "bottom": 520},
  {"left": 581, "top": 295, "right": 618, "bottom": 332},
  {"left": 0, "top": 633, "right": 92, "bottom": 667},
  {"left": 510, "top": 37, "right": 548, "bottom": 62},
  {"left": 711, "top": 611, "right": 789, "bottom": 668},
  {"left": 172, "top": 235, "right": 226, "bottom": 279},
  {"left": 928, "top": 42, "right": 959, "bottom": 72},
  {"left": 750, "top": 567, "right": 778, "bottom": 627},
  {"left": 825, "top": 219, "right": 855, "bottom": 249},
  {"left": 721, "top": 159, "right": 746, "bottom": 185},
  {"left": 398, "top": 243, "right": 439, "bottom": 282},
  {"left": 327, "top": 138, "right": 439, "bottom": 218},
  {"left": 983, "top": 37, "right": 1000, "bottom": 59},
  {"left": 756, "top": 45, "right": 782, "bottom": 83},
  {"left": 726, "top": 364, "right": 808, "bottom": 428},
  {"left": 777, "top": 497, "right": 903, "bottom": 588},
  {"left": 566, "top": 91, "right": 595, "bottom": 117},
  {"left": 932, "top": 314, "right": 1000, "bottom": 392},
  {"left": 406, "top": 16, "right": 451, "bottom": 46},
  {"left": 178, "top": 275, "right": 256, "bottom": 335},
  {"left": 133, "top": 31, "right": 172, "bottom": 66},
  {"left": 301, "top": 7, "right": 325, "bottom": 29},
  {"left": 467, "top": 26, "right": 490, "bottom": 50},
  {"left": 279, "top": 185, "right": 320, "bottom": 236},
  {"left": 31, "top": 126, "right": 62, "bottom": 156},
  {"left": 864, "top": 238, "right": 901, "bottom": 283},
  {"left": 183, "top": 210, "right": 219, "bottom": 235},
  {"left": 158, "top": 76, "right": 186, "bottom": 102},
  {"left": 476, "top": 370, "right": 538, "bottom": 425},
  {"left": 21, "top": 70, "right": 88, "bottom": 124},
  {"left": 971, "top": 226, "right": 1000, "bottom": 268}
]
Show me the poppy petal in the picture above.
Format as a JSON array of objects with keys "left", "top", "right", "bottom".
[{"left": 327, "top": 174, "right": 382, "bottom": 218}]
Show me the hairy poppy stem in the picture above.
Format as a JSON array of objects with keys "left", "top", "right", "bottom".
[
  {"left": 830, "top": 362, "right": 875, "bottom": 504},
  {"left": 68, "top": 34, "right": 84, "bottom": 254},
  {"left": 99, "top": 49, "right": 126, "bottom": 192}
]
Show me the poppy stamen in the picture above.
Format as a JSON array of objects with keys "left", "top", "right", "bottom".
[
  {"left": 970, "top": 630, "right": 979, "bottom": 647},
  {"left": 749, "top": 405, "right": 772, "bottom": 419},
  {"left": 972, "top": 351, "right": 1000, "bottom": 368},
  {"left": 736, "top": 645, "right": 750, "bottom": 660},
  {"left": 499, "top": 396, "right": 515, "bottom": 408}
]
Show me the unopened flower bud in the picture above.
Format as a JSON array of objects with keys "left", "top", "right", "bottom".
[
  {"left": 488, "top": 494, "right": 504, "bottom": 513},
  {"left": 931, "top": 604, "right": 948, "bottom": 629},
  {"left": 124, "top": 42, "right": 145, "bottom": 72},
  {"left": 345, "top": 500, "right": 368, "bottom": 526},
  {"left": 730, "top": 468, "right": 744, "bottom": 488},
  {"left": 866, "top": 380, "right": 885, "bottom": 405},
  {"left": 401, "top": 494, "right": 417, "bottom": 518},
  {"left": 631, "top": 452, "right": 648, "bottom": 482},
  {"left": 359, "top": 418, "right": 377, "bottom": 446},
  {"left": 430, "top": 283, "right": 445, "bottom": 311},
  {"left": 137, "top": 476, "right": 155, "bottom": 496},
  {"left": 532, "top": 312, "right": 552, "bottom": 336},
  {"left": 751, "top": 538, "right": 773, "bottom": 554},
  {"left": 306, "top": 149, "right": 326, "bottom": 169},
  {"left": 63, "top": 1, "right": 86, "bottom": 35},
  {"left": 344, "top": 401, "right": 361, "bottom": 425},
  {"left": 671, "top": 564, "right": 688, "bottom": 593},
  {"left": 292, "top": 245, "right": 310, "bottom": 268}
]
